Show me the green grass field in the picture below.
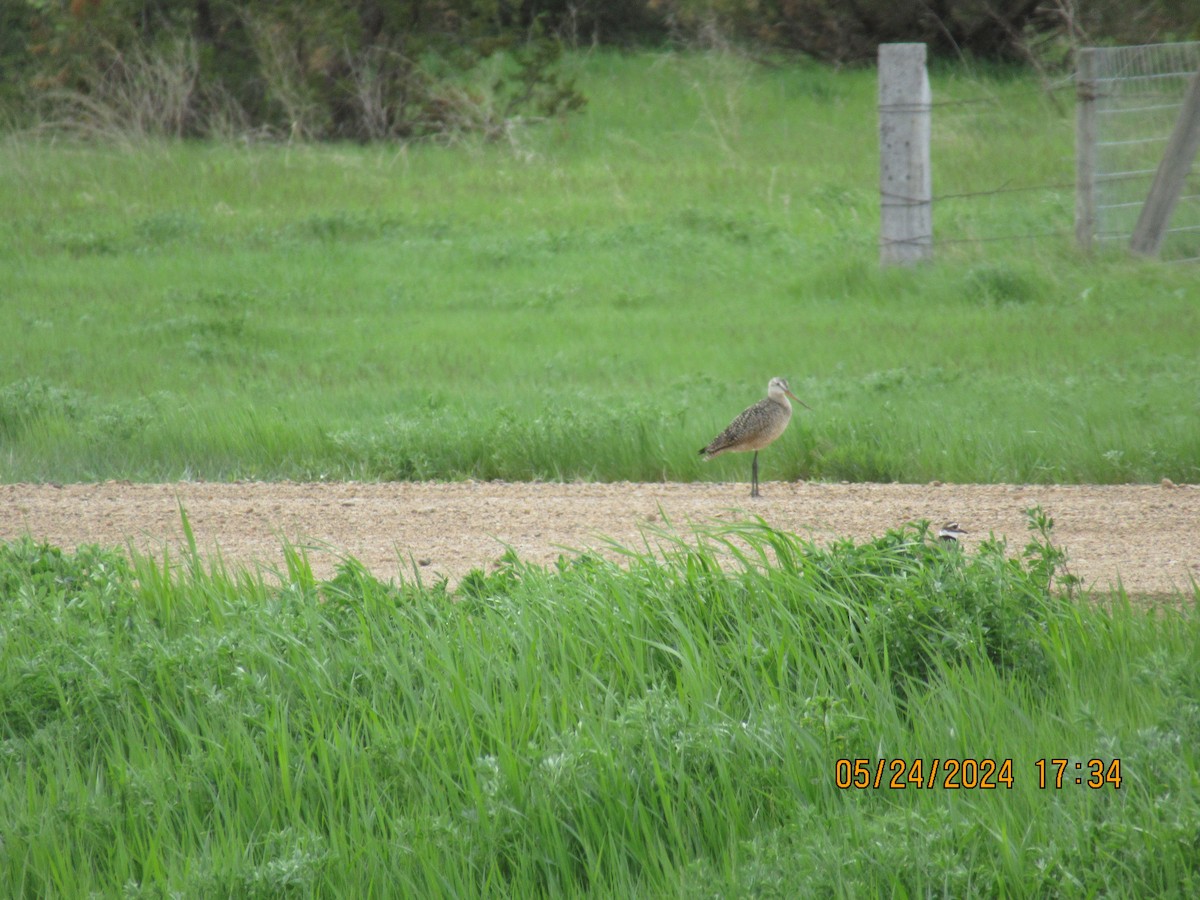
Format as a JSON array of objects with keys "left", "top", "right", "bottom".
[
  {"left": 2, "top": 515, "right": 1198, "bottom": 896},
  {"left": 2, "top": 51, "right": 1197, "bottom": 484}
]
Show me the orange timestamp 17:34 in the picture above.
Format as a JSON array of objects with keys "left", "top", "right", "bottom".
[{"left": 834, "top": 758, "right": 1122, "bottom": 790}]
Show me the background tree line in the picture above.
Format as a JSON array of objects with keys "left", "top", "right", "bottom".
[{"left": 1, "top": 0, "right": 1196, "bottom": 141}]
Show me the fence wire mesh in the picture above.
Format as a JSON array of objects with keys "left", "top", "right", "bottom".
[{"left": 1089, "top": 42, "right": 1200, "bottom": 261}]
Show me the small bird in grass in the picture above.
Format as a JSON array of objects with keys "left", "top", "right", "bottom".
[
  {"left": 938, "top": 522, "right": 967, "bottom": 543},
  {"left": 700, "top": 377, "right": 808, "bottom": 498}
]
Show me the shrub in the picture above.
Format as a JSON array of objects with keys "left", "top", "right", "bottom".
[
  {"left": 651, "top": 0, "right": 1200, "bottom": 63},
  {"left": 7, "top": 0, "right": 586, "bottom": 142}
]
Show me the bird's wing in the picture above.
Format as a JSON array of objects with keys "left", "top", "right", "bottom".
[{"left": 703, "top": 401, "right": 767, "bottom": 455}]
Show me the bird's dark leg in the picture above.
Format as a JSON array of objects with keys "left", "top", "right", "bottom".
[{"left": 750, "top": 451, "right": 759, "bottom": 498}]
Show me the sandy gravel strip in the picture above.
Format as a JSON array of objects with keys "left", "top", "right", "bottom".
[{"left": 1, "top": 481, "right": 1197, "bottom": 597}]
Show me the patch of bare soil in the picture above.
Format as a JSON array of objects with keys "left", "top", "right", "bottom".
[{"left": 2, "top": 481, "right": 1197, "bottom": 597}]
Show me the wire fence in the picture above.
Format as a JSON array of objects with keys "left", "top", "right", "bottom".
[
  {"left": 930, "top": 78, "right": 1078, "bottom": 254},
  {"left": 878, "top": 43, "right": 1200, "bottom": 263},
  {"left": 878, "top": 67, "right": 1079, "bottom": 259},
  {"left": 1087, "top": 42, "right": 1200, "bottom": 262}
]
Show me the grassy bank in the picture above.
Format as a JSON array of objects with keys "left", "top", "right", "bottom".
[
  {"left": 1, "top": 516, "right": 1197, "bottom": 895},
  {"left": 2, "top": 51, "right": 1197, "bottom": 484}
]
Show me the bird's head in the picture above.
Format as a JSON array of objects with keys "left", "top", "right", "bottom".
[{"left": 768, "top": 377, "right": 809, "bottom": 409}]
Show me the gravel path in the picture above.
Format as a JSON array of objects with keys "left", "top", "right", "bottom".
[{"left": 2, "top": 481, "right": 1197, "bottom": 596}]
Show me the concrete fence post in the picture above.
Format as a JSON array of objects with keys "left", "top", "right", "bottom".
[
  {"left": 878, "top": 43, "right": 932, "bottom": 266},
  {"left": 1075, "top": 48, "right": 1099, "bottom": 253}
]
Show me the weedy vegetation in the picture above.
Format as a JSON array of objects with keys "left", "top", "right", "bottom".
[
  {"left": 2, "top": 51, "right": 1198, "bottom": 485},
  {"left": 2, "top": 511, "right": 1198, "bottom": 896}
]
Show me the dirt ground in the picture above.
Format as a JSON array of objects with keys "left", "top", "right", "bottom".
[{"left": 1, "top": 480, "right": 1197, "bottom": 597}]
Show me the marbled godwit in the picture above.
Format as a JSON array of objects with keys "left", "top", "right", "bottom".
[{"left": 700, "top": 377, "right": 808, "bottom": 498}]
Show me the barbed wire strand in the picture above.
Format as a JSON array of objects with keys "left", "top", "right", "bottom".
[
  {"left": 934, "top": 230, "right": 1075, "bottom": 246},
  {"left": 880, "top": 182, "right": 1075, "bottom": 205},
  {"left": 878, "top": 229, "right": 1077, "bottom": 248}
]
